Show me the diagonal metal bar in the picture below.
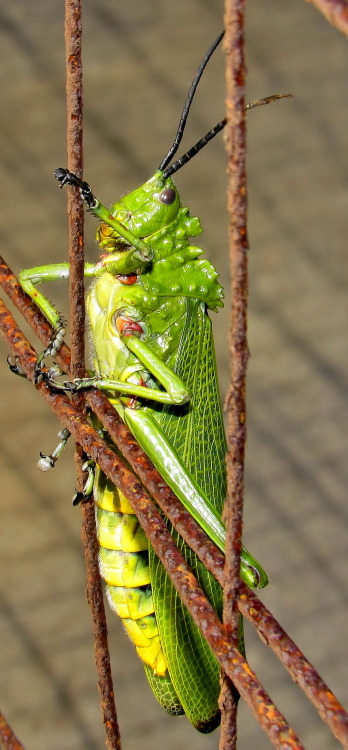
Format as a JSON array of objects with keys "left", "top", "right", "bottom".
[
  {"left": 0, "top": 295, "right": 305, "bottom": 750},
  {"left": 1, "top": 258, "right": 348, "bottom": 746},
  {"left": 238, "top": 584, "right": 348, "bottom": 747},
  {"left": 304, "top": 0, "right": 348, "bottom": 38},
  {"left": 0, "top": 710, "right": 26, "bottom": 750}
]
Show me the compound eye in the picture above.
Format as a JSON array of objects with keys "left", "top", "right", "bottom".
[{"left": 158, "top": 188, "right": 176, "bottom": 205}]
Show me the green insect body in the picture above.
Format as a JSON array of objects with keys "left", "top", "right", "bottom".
[
  {"left": 86, "top": 170, "right": 226, "bottom": 729},
  {"left": 17, "top": 34, "right": 269, "bottom": 733},
  {"left": 19, "top": 166, "right": 267, "bottom": 730}
]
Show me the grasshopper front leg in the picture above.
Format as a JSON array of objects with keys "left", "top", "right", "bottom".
[
  {"left": 54, "top": 169, "right": 154, "bottom": 264},
  {"left": 17, "top": 260, "right": 147, "bottom": 379},
  {"left": 18, "top": 165, "right": 156, "bottom": 380},
  {"left": 18, "top": 262, "right": 96, "bottom": 380}
]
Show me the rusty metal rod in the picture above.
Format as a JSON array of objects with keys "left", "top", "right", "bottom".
[
  {"left": 63, "top": 4, "right": 121, "bottom": 750},
  {"left": 223, "top": 0, "right": 248, "bottom": 642},
  {"left": 238, "top": 584, "right": 348, "bottom": 747},
  {"left": 0, "top": 710, "right": 26, "bottom": 750},
  {"left": 2, "top": 259, "right": 348, "bottom": 745},
  {"left": 219, "top": 1, "right": 249, "bottom": 744},
  {"left": 0, "top": 298, "right": 305, "bottom": 749},
  {"left": 304, "top": 0, "right": 348, "bottom": 38},
  {"left": 65, "top": 0, "right": 85, "bottom": 380}
]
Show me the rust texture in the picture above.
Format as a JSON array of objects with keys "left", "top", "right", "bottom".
[
  {"left": 0, "top": 711, "right": 26, "bottom": 750},
  {"left": 64, "top": 0, "right": 85, "bottom": 495},
  {"left": 0, "top": 299, "right": 306, "bottom": 750},
  {"left": 238, "top": 584, "right": 348, "bottom": 747},
  {"left": 219, "top": 0, "right": 248, "bottom": 743},
  {"left": 219, "top": 675, "right": 239, "bottom": 750},
  {"left": 64, "top": 0, "right": 85, "bottom": 483},
  {"left": 223, "top": 0, "right": 248, "bottom": 633},
  {"left": 65, "top": 0, "right": 85, "bottom": 380},
  {"left": 2, "top": 260, "right": 348, "bottom": 746},
  {"left": 80, "top": 490, "right": 122, "bottom": 750},
  {"left": 305, "top": 0, "right": 348, "bottom": 37},
  {"left": 63, "top": 4, "right": 121, "bottom": 750}
]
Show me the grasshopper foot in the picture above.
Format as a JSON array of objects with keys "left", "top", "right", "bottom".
[
  {"left": 46, "top": 371, "right": 101, "bottom": 393},
  {"left": 34, "top": 324, "right": 66, "bottom": 384},
  {"left": 54, "top": 168, "right": 97, "bottom": 210},
  {"left": 7, "top": 356, "right": 27, "bottom": 378},
  {"left": 72, "top": 460, "right": 95, "bottom": 505},
  {"left": 37, "top": 428, "right": 71, "bottom": 471},
  {"left": 44, "top": 375, "right": 84, "bottom": 393}
]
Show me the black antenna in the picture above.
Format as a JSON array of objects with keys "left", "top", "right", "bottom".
[
  {"left": 162, "top": 93, "right": 293, "bottom": 179},
  {"left": 162, "top": 118, "right": 226, "bottom": 178},
  {"left": 158, "top": 31, "right": 224, "bottom": 173}
]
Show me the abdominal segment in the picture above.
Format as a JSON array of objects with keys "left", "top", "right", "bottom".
[{"left": 94, "top": 467, "right": 167, "bottom": 676}]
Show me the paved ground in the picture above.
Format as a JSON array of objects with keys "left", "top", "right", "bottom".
[{"left": 0, "top": 2, "right": 347, "bottom": 749}]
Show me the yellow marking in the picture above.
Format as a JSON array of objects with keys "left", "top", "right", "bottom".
[
  {"left": 95, "top": 479, "right": 135, "bottom": 515},
  {"left": 96, "top": 507, "right": 148, "bottom": 552},
  {"left": 100, "top": 549, "right": 150, "bottom": 587}
]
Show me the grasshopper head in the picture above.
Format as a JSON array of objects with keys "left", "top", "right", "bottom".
[{"left": 107, "top": 171, "right": 181, "bottom": 240}]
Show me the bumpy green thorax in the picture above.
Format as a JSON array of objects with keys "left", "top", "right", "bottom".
[{"left": 97, "top": 170, "right": 224, "bottom": 312}]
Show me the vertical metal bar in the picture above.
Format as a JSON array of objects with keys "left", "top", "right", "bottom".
[
  {"left": 64, "top": 3, "right": 121, "bottom": 748},
  {"left": 220, "top": 0, "right": 248, "bottom": 746},
  {"left": 65, "top": 0, "right": 85, "bottom": 379},
  {"left": 223, "top": 0, "right": 248, "bottom": 626}
]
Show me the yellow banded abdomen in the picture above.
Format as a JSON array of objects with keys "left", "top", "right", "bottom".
[{"left": 94, "top": 466, "right": 167, "bottom": 676}]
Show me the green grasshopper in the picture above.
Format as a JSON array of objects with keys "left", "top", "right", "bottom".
[{"left": 16, "top": 33, "right": 268, "bottom": 732}]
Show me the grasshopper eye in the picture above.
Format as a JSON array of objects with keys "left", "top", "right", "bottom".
[{"left": 158, "top": 188, "right": 176, "bottom": 205}]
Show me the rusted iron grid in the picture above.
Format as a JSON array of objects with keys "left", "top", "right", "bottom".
[
  {"left": 2, "top": 298, "right": 300, "bottom": 747},
  {"left": 0, "top": 281, "right": 305, "bottom": 749},
  {"left": 1, "top": 256, "right": 348, "bottom": 748},
  {"left": 1, "top": 1, "right": 348, "bottom": 749},
  {"left": 1, "top": 262, "right": 348, "bottom": 748}
]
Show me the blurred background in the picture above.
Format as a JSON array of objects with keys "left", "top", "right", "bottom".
[{"left": 0, "top": 2, "right": 347, "bottom": 748}]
